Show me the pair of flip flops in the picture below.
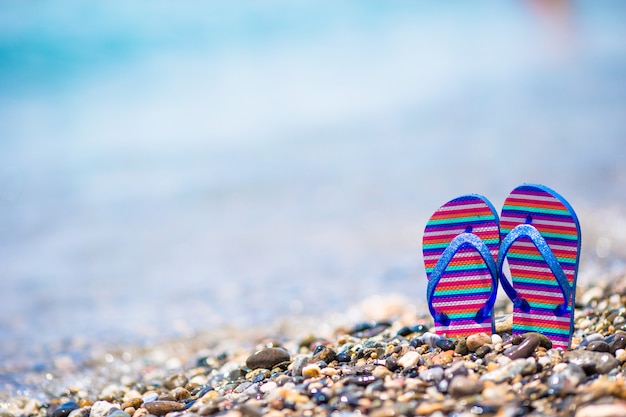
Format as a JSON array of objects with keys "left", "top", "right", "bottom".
[{"left": 423, "top": 184, "right": 581, "bottom": 350}]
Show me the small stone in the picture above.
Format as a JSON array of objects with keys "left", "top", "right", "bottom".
[
  {"left": 575, "top": 403, "right": 626, "bottom": 417},
  {"left": 68, "top": 409, "right": 90, "bottom": 417},
  {"left": 565, "top": 350, "right": 619, "bottom": 374},
  {"left": 120, "top": 399, "right": 142, "bottom": 410},
  {"left": 397, "top": 351, "right": 421, "bottom": 368},
  {"left": 505, "top": 334, "right": 540, "bottom": 360},
  {"left": 444, "top": 361, "right": 469, "bottom": 379},
  {"left": 415, "top": 402, "right": 444, "bottom": 415},
  {"left": 435, "top": 339, "right": 455, "bottom": 351},
  {"left": 480, "top": 358, "right": 536, "bottom": 383},
  {"left": 431, "top": 350, "right": 454, "bottom": 366},
  {"left": 466, "top": 333, "right": 491, "bottom": 352},
  {"left": 495, "top": 314, "right": 513, "bottom": 334},
  {"left": 246, "top": 348, "right": 290, "bottom": 370},
  {"left": 373, "top": 366, "right": 392, "bottom": 378},
  {"left": 580, "top": 287, "right": 604, "bottom": 305},
  {"left": 302, "top": 364, "right": 321, "bottom": 378},
  {"left": 336, "top": 352, "right": 351, "bottom": 363},
  {"left": 587, "top": 341, "right": 611, "bottom": 352},
  {"left": 291, "top": 354, "right": 309, "bottom": 377},
  {"left": 52, "top": 402, "right": 79, "bottom": 417},
  {"left": 448, "top": 376, "right": 484, "bottom": 398},
  {"left": 491, "top": 334, "right": 503, "bottom": 344},
  {"left": 455, "top": 338, "right": 468, "bottom": 355},
  {"left": 522, "top": 332, "right": 552, "bottom": 349},
  {"left": 419, "top": 367, "right": 444, "bottom": 383},
  {"left": 547, "top": 363, "right": 585, "bottom": 395},
  {"left": 106, "top": 410, "right": 130, "bottom": 417},
  {"left": 91, "top": 401, "right": 117, "bottom": 417},
  {"left": 616, "top": 349, "right": 626, "bottom": 362},
  {"left": 475, "top": 345, "right": 492, "bottom": 358},
  {"left": 311, "top": 346, "right": 337, "bottom": 363},
  {"left": 385, "top": 356, "right": 399, "bottom": 372},
  {"left": 422, "top": 332, "right": 441, "bottom": 348},
  {"left": 142, "top": 401, "right": 185, "bottom": 416}
]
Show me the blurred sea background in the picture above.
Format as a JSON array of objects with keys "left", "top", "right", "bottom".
[{"left": 1, "top": 0, "right": 626, "bottom": 380}]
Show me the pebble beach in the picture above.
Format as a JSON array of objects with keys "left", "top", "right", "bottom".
[{"left": 4, "top": 268, "right": 626, "bottom": 417}]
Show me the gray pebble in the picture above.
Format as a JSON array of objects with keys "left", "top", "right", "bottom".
[
  {"left": 547, "top": 363, "right": 585, "bottom": 395},
  {"left": 565, "top": 350, "right": 619, "bottom": 374},
  {"left": 419, "top": 366, "right": 444, "bottom": 383},
  {"left": 291, "top": 354, "right": 309, "bottom": 377},
  {"left": 448, "top": 375, "right": 484, "bottom": 398},
  {"left": 480, "top": 358, "right": 536, "bottom": 383}
]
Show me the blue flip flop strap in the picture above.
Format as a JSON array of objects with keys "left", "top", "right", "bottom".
[
  {"left": 498, "top": 224, "right": 571, "bottom": 314},
  {"left": 427, "top": 233, "right": 498, "bottom": 325}
]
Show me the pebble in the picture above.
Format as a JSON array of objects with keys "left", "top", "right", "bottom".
[
  {"left": 397, "top": 351, "right": 421, "bottom": 368},
  {"left": 290, "top": 354, "right": 309, "bottom": 377},
  {"left": 142, "top": 401, "right": 185, "bottom": 416},
  {"left": 576, "top": 403, "right": 626, "bottom": 417},
  {"left": 480, "top": 358, "right": 536, "bottom": 383},
  {"left": 448, "top": 376, "right": 484, "bottom": 398},
  {"left": 547, "top": 363, "right": 586, "bottom": 395},
  {"left": 51, "top": 402, "right": 79, "bottom": 417},
  {"left": 245, "top": 348, "right": 290, "bottom": 370},
  {"left": 90, "top": 401, "right": 117, "bottom": 417},
  {"left": 466, "top": 333, "right": 491, "bottom": 352},
  {"left": 9, "top": 276, "right": 626, "bottom": 417},
  {"left": 504, "top": 334, "right": 540, "bottom": 359},
  {"left": 564, "top": 350, "right": 620, "bottom": 374}
]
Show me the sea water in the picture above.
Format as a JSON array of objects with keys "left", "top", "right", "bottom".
[{"left": 1, "top": 1, "right": 626, "bottom": 378}]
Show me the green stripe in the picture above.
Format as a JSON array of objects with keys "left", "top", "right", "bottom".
[
  {"left": 503, "top": 205, "right": 570, "bottom": 216},
  {"left": 423, "top": 238, "right": 500, "bottom": 250},
  {"left": 511, "top": 277, "right": 561, "bottom": 286},
  {"left": 445, "top": 313, "right": 481, "bottom": 319},
  {"left": 427, "top": 215, "right": 494, "bottom": 225},
  {"left": 513, "top": 324, "right": 569, "bottom": 335}
]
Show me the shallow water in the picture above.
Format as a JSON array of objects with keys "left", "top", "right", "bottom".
[{"left": 1, "top": 1, "right": 626, "bottom": 384}]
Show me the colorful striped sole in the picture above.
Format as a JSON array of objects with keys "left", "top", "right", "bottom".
[
  {"left": 423, "top": 195, "right": 500, "bottom": 338},
  {"left": 500, "top": 184, "right": 581, "bottom": 350}
]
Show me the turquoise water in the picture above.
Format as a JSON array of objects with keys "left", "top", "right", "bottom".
[{"left": 1, "top": 1, "right": 626, "bottom": 374}]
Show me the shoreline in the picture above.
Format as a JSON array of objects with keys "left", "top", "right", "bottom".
[{"left": 3, "top": 269, "right": 626, "bottom": 417}]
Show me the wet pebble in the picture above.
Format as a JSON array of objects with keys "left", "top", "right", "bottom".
[
  {"left": 587, "top": 341, "right": 611, "bottom": 352},
  {"left": 419, "top": 366, "right": 444, "bottom": 383},
  {"left": 245, "top": 347, "right": 290, "bottom": 370},
  {"left": 504, "top": 334, "right": 540, "bottom": 360},
  {"left": 565, "top": 350, "right": 619, "bottom": 374},
  {"left": 51, "top": 402, "right": 79, "bottom": 417},
  {"left": 436, "top": 338, "right": 455, "bottom": 351},
  {"left": 480, "top": 358, "right": 536, "bottom": 383},
  {"left": 547, "top": 363, "right": 586, "bottom": 395}
]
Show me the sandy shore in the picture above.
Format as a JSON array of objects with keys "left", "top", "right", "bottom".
[{"left": 3, "top": 269, "right": 626, "bottom": 417}]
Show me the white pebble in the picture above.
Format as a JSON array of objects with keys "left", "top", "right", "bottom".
[
  {"left": 578, "top": 319, "right": 593, "bottom": 330},
  {"left": 90, "top": 401, "right": 117, "bottom": 417},
  {"left": 398, "top": 351, "right": 421, "bottom": 368},
  {"left": 261, "top": 381, "right": 278, "bottom": 393},
  {"left": 616, "top": 349, "right": 626, "bottom": 362},
  {"left": 491, "top": 334, "right": 503, "bottom": 344}
]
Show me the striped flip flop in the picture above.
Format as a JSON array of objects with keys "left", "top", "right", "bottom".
[
  {"left": 498, "top": 184, "right": 581, "bottom": 350},
  {"left": 423, "top": 195, "right": 500, "bottom": 338}
]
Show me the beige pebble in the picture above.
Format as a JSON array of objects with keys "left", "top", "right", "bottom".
[
  {"left": 397, "top": 351, "right": 421, "bottom": 368},
  {"left": 301, "top": 364, "right": 321, "bottom": 378},
  {"left": 415, "top": 402, "right": 444, "bottom": 415},
  {"left": 466, "top": 333, "right": 491, "bottom": 352},
  {"left": 616, "top": 349, "right": 626, "bottom": 362},
  {"left": 320, "top": 367, "right": 339, "bottom": 376},
  {"left": 143, "top": 401, "right": 185, "bottom": 416},
  {"left": 373, "top": 365, "right": 392, "bottom": 378},
  {"left": 576, "top": 403, "right": 626, "bottom": 417}
]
